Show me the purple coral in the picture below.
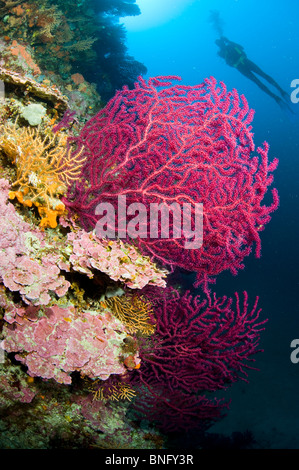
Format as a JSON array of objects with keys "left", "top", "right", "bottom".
[{"left": 130, "top": 288, "right": 266, "bottom": 432}]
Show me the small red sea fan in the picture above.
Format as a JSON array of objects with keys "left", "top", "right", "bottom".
[{"left": 129, "top": 287, "right": 267, "bottom": 432}]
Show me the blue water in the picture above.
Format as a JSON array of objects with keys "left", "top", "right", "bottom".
[{"left": 123, "top": 0, "right": 299, "bottom": 448}]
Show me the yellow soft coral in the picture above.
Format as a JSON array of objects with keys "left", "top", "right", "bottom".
[
  {"left": 103, "top": 294, "right": 155, "bottom": 336},
  {"left": 91, "top": 381, "right": 136, "bottom": 402},
  {"left": 0, "top": 119, "right": 85, "bottom": 228},
  {"left": 37, "top": 203, "right": 66, "bottom": 229}
]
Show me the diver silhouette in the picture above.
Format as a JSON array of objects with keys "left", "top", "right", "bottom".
[{"left": 215, "top": 36, "right": 290, "bottom": 108}]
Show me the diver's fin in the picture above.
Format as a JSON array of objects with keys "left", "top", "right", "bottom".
[
  {"left": 275, "top": 95, "right": 296, "bottom": 115},
  {"left": 280, "top": 89, "right": 291, "bottom": 101}
]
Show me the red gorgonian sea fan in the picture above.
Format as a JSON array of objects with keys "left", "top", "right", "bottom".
[
  {"left": 64, "top": 76, "right": 279, "bottom": 290},
  {"left": 128, "top": 287, "right": 266, "bottom": 432}
]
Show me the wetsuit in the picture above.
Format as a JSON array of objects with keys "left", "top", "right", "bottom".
[{"left": 217, "top": 37, "right": 290, "bottom": 105}]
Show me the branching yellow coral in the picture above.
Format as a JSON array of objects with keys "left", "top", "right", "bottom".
[
  {"left": 70, "top": 281, "right": 85, "bottom": 307},
  {"left": 65, "top": 37, "right": 97, "bottom": 52},
  {"left": 103, "top": 294, "right": 155, "bottom": 336},
  {"left": 92, "top": 381, "right": 136, "bottom": 402},
  {"left": 37, "top": 6, "right": 62, "bottom": 39},
  {"left": 0, "top": 120, "right": 85, "bottom": 228}
]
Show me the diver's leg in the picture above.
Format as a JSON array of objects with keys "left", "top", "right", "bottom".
[
  {"left": 238, "top": 67, "right": 294, "bottom": 112},
  {"left": 238, "top": 67, "right": 283, "bottom": 102},
  {"left": 246, "top": 60, "right": 289, "bottom": 99}
]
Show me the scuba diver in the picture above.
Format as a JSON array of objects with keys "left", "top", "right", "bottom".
[{"left": 215, "top": 36, "right": 290, "bottom": 109}]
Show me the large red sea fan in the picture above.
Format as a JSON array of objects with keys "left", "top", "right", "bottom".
[{"left": 64, "top": 76, "right": 279, "bottom": 290}]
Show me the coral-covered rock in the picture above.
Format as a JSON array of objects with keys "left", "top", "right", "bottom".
[
  {"left": 0, "top": 358, "right": 37, "bottom": 408},
  {"left": 0, "top": 179, "right": 70, "bottom": 305},
  {"left": 67, "top": 229, "right": 168, "bottom": 289},
  {"left": 1, "top": 303, "right": 128, "bottom": 384}
]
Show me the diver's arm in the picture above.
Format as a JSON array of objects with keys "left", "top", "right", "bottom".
[{"left": 222, "top": 36, "right": 245, "bottom": 51}]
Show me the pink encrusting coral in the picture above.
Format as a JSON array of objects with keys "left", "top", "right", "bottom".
[
  {"left": 66, "top": 229, "right": 168, "bottom": 289},
  {"left": 65, "top": 76, "right": 279, "bottom": 291},
  {"left": 0, "top": 179, "right": 70, "bottom": 305},
  {"left": 1, "top": 302, "right": 129, "bottom": 384}
]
